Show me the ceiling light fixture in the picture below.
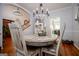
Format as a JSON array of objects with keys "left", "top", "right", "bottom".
[{"left": 33, "top": 3, "right": 49, "bottom": 18}]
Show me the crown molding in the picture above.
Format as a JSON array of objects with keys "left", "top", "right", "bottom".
[{"left": 6, "top": 3, "right": 31, "bottom": 16}]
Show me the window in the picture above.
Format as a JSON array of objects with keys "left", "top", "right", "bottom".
[
  {"left": 50, "top": 17, "right": 60, "bottom": 30},
  {"left": 50, "top": 17, "right": 60, "bottom": 35},
  {"left": 53, "top": 17, "right": 60, "bottom": 30}
]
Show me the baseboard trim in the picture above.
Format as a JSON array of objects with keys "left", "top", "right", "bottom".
[{"left": 74, "top": 43, "right": 79, "bottom": 50}]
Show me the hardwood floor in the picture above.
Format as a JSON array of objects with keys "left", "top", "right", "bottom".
[
  {"left": 1, "top": 37, "right": 79, "bottom": 56},
  {"left": 60, "top": 42, "right": 79, "bottom": 56}
]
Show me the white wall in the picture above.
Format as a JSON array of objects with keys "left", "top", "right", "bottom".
[
  {"left": 45, "top": 6, "right": 73, "bottom": 40},
  {"left": 72, "top": 4, "right": 79, "bottom": 48}
]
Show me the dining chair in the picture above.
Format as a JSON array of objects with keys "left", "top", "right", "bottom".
[
  {"left": 8, "top": 23, "right": 40, "bottom": 56},
  {"left": 41, "top": 24, "right": 66, "bottom": 56}
]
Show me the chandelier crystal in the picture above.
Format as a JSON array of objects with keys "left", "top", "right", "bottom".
[{"left": 33, "top": 3, "right": 49, "bottom": 18}]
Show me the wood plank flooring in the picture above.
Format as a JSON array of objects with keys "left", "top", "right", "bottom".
[
  {"left": 60, "top": 42, "right": 79, "bottom": 56},
  {"left": 1, "top": 37, "right": 79, "bottom": 56}
]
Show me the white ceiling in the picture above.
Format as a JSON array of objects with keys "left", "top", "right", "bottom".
[{"left": 17, "top": 3, "right": 72, "bottom": 12}]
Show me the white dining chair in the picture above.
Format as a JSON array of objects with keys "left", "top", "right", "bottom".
[
  {"left": 41, "top": 24, "right": 66, "bottom": 56},
  {"left": 8, "top": 23, "right": 40, "bottom": 56}
]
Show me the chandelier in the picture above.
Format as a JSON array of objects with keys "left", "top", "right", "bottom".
[{"left": 33, "top": 3, "right": 49, "bottom": 18}]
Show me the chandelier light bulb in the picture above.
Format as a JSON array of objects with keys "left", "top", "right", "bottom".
[
  {"left": 46, "top": 8, "right": 48, "bottom": 12},
  {"left": 33, "top": 10, "right": 35, "bottom": 13},
  {"left": 36, "top": 8, "right": 38, "bottom": 11},
  {"left": 41, "top": 7, "right": 43, "bottom": 10}
]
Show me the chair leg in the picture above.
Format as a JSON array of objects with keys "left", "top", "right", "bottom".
[
  {"left": 40, "top": 48, "right": 43, "bottom": 56},
  {"left": 39, "top": 48, "right": 43, "bottom": 56}
]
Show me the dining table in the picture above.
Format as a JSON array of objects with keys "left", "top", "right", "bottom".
[{"left": 23, "top": 34, "right": 58, "bottom": 55}]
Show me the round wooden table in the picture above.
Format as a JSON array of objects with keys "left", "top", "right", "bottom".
[
  {"left": 23, "top": 35, "right": 58, "bottom": 46},
  {"left": 23, "top": 35, "right": 58, "bottom": 56}
]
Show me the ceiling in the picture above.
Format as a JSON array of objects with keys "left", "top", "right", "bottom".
[{"left": 17, "top": 3, "right": 72, "bottom": 12}]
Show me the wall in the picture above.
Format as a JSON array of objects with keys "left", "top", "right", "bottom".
[
  {"left": 45, "top": 6, "right": 73, "bottom": 40},
  {"left": 72, "top": 4, "right": 79, "bottom": 48}
]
